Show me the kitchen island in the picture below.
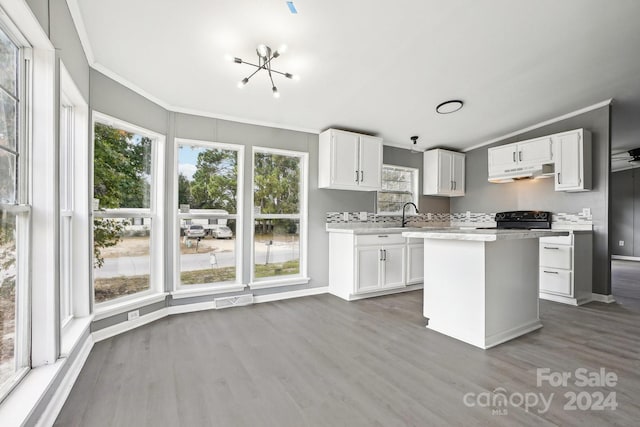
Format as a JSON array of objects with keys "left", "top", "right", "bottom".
[{"left": 402, "top": 229, "right": 569, "bottom": 349}]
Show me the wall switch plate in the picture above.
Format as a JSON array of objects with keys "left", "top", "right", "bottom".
[
  {"left": 427, "top": 213, "right": 432, "bottom": 220},
  {"left": 582, "top": 208, "right": 591, "bottom": 217},
  {"left": 359, "top": 212, "right": 368, "bottom": 221},
  {"left": 466, "top": 211, "right": 471, "bottom": 220},
  {"left": 619, "top": 240, "right": 625, "bottom": 247},
  {"left": 343, "top": 212, "right": 349, "bottom": 221},
  {"left": 127, "top": 310, "right": 140, "bottom": 321}
]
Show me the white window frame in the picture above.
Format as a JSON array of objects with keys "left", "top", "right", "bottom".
[
  {"left": 377, "top": 164, "right": 419, "bottom": 215},
  {"left": 249, "top": 147, "right": 309, "bottom": 289},
  {"left": 172, "top": 139, "right": 245, "bottom": 295},
  {"left": 58, "top": 62, "right": 91, "bottom": 356},
  {"left": 0, "top": 14, "right": 32, "bottom": 402},
  {"left": 91, "top": 111, "right": 165, "bottom": 311}
]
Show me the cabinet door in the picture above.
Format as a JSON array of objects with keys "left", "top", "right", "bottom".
[
  {"left": 406, "top": 244, "right": 424, "bottom": 284},
  {"left": 355, "top": 246, "right": 381, "bottom": 293},
  {"left": 488, "top": 144, "right": 517, "bottom": 176},
  {"left": 518, "top": 137, "right": 553, "bottom": 167},
  {"left": 358, "top": 136, "right": 382, "bottom": 190},
  {"left": 438, "top": 150, "right": 453, "bottom": 194},
  {"left": 382, "top": 245, "right": 405, "bottom": 288},
  {"left": 451, "top": 153, "right": 465, "bottom": 196},
  {"left": 330, "top": 130, "right": 360, "bottom": 188},
  {"left": 555, "top": 132, "right": 582, "bottom": 191}
]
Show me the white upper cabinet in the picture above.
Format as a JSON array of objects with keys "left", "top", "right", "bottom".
[
  {"left": 488, "top": 136, "right": 553, "bottom": 178},
  {"left": 553, "top": 129, "right": 591, "bottom": 192},
  {"left": 318, "top": 129, "right": 383, "bottom": 191},
  {"left": 423, "top": 149, "right": 465, "bottom": 197},
  {"left": 518, "top": 137, "right": 553, "bottom": 167}
]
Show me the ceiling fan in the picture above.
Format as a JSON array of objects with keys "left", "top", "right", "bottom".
[{"left": 611, "top": 148, "right": 640, "bottom": 171}]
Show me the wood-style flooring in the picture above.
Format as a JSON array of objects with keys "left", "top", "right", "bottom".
[
  {"left": 612, "top": 259, "right": 640, "bottom": 310},
  {"left": 56, "top": 289, "right": 640, "bottom": 426}
]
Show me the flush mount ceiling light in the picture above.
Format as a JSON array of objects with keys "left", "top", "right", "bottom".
[
  {"left": 229, "top": 44, "right": 299, "bottom": 98},
  {"left": 436, "top": 100, "right": 464, "bottom": 114}
]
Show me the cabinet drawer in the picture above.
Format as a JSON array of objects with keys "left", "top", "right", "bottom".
[
  {"left": 540, "top": 244, "right": 572, "bottom": 269},
  {"left": 540, "top": 234, "right": 573, "bottom": 245},
  {"left": 540, "top": 268, "right": 572, "bottom": 296},
  {"left": 356, "top": 234, "right": 405, "bottom": 246},
  {"left": 406, "top": 237, "right": 423, "bottom": 245}
]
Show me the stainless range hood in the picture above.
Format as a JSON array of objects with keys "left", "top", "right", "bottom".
[{"left": 488, "top": 163, "right": 555, "bottom": 183}]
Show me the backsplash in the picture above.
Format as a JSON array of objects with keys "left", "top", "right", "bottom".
[{"left": 326, "top": 211, "right": 593, "bottom": 227}]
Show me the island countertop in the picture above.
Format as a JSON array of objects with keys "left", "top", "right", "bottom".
[{"left": 402, "top": 229, "right": 569, "bottom": 242}]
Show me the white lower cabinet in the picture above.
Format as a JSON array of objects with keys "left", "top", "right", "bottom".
[
  {"left": 539, "top": 231, "right": 592, "bottom": 305},
  {"left": 406, "top": 241, "right": 425, "bottom": 285},
  {"left": 329, "top": 231, "right": 423, "bottom": 301}
]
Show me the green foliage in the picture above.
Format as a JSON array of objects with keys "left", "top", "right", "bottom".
[
  {"left": 188, "top": 149, "right": 237, "bottom": 211},
  {"left": 253, "top": 153, "right": 300, "bottom": 214},
  {"left": 93, "top": 123, "right": 152, "bottom": 209},
  {"left": 93, "top": 218, "right": 128, "bottom": 268},
  {"left": 177, "top": 173, "right": 193, "bottom": 206}
]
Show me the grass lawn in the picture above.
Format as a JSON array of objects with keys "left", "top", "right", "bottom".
[{"left": 255, "top": 260, "right": 300, "bottom": 278}]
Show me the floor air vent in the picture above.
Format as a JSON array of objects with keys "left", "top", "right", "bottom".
[{"left": 213, "top": 294, "right": 254, "bottom": 309}]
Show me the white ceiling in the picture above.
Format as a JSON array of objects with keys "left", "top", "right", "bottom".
[{"left": 72, "top": 0, "right": 640, "bottom": 152}]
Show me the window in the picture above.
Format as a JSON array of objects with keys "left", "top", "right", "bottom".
[
  {"left": 175, "top": 140, "right": 243, "bottom": 288},
  {"left": 58, "top": 63, "right": 90, "bottom": 334},
  {"left": 251, "top": 148, "right": 308, "bottom": 284},
  {"left": 92, "top": 113, "right": 164, "bottom": 305},
  {"left": 377, "top": 164, "right": 419, "bottom": 214},
  {"left": 0, "top": 23, "right": 30, "bottom": 398}
]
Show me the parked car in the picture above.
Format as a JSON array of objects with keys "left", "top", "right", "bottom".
[
  {"left": 184, "top": 224, "right": 206, "bottom": 239},
  {"left": 211, "top": 226, "right": 233, "bottom": 239}
]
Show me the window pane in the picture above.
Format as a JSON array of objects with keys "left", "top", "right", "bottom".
[
  {"left": 0, "top": 90, "right": 17, "bottom": 151},
  {"left": 0, "top": 211, "right": 16, "bottom": 389},
  {"left": 378, "top": 192, "right": 414, "bottom": 213},
  {"left": 0, "top": 149, "right": 16, "bottom": 204},
  {"left": 254, "top": 152, "right": 300, "bottom": 214},
  {"left": 60, "top": 216, "right": 72, "bottom": 325},
  {"left": 93, "top": 123, "right": 152, "bottom": 209},
  {"left": 180, "top": 219, "right": 236, "bottom": 286},
  {"left": 254, "top": 219, "right": 300, "bottom": 279},
  {"left": 177, "top": 145, "right": 238, "bottom": 213},
  {"left": 382, "top": 167, "right": 413, "bottom": 192},
  {"left": 0, "top": 29, "right": 17, "bottom": 96},
  {"left": 93, "top": 217, "right": 151, "bottom": 303}
]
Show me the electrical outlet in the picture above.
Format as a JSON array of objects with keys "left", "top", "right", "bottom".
[
  {"left": 582, "top": 208, "right": 591, "bottom": 217},
  {"left": 343, "top": 212, "right": 349, "bottom": 221},
  {"left": 427, "top": 213, "right": 432, "bottom": 220},
  {"left": 619, "top": 240, "right": 625, "bottom": 247},
  {"left": 359, "top": 211, "right": 368, "bottom": 221},
  {"left": 466, "top": 211, "right": 471, "bottom": 220},
  {"left": 127, "top": 310, "right": 140, "bottom": 321}
]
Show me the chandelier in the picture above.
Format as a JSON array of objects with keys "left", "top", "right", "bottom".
[{"left": 230, "top": 44, "right": 299, "bottom": 98}]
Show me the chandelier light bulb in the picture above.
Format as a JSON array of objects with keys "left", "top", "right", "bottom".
[
  {"left": 257, "top": 44, "right": 269, "bottom": 58},
  {"left": 277, "top": 44, "right": 288, "bottom": 54},
  {"left": 238, "top": 78, "right": 249, "bottom": 88},
  {"left": 272, "top": 86, "right": 280, "bottom": 98}
]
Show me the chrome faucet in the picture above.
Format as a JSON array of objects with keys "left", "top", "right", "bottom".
[{"left": 402, "top": 202, "right": 419, "bottom": 227}]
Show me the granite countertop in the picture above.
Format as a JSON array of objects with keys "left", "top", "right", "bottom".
[
  {"left": 325, "top": 223, "right": 451, "bottom": 235},
  {"left": 402, "top": 229, "right": 570, "bottom": 242}
]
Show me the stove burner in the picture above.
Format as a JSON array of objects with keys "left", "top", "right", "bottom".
[{"left": 494, "top": 211, "right": 552, "bottom": 230}]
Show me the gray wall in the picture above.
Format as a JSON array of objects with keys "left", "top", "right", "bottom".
[
  {"left": 611, "top": 168, "right": 640, "bottom": 257},
  {"left": 383, "top": 146, "right": 450, "bottom": 213},
  {"left": 451, "top": 106, "right": 611, "bottom": 295}
]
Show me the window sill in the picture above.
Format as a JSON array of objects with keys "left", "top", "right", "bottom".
[
  {"left": 60, "top": 316, "right": 93, "bottom": 357},
  {"left": 94, "top": 293, "right": 167, "bottom": 321},
  {"left": 249, "top": 277, "right": 310, "bottom": 290},
  {"left": 171, "top": 284, "right": 247, "bottom": 300}
]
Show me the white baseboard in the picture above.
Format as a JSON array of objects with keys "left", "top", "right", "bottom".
[
  {"left": 611, "top": 255, "right": 640, "bottom": 262},
  {"left": 591, "top": 293, "right": 616, "bottom": 303},
  {"left": 35, "top": 335, "right": 94, "bottom": 427},
  {"left": 253, "top": 286, "right": 328, "bottom": 304},
  {"left": 92, "top": 308, "right": 168, "bottom": 343}
]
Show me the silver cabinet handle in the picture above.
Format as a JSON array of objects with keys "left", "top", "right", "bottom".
[
  {"left": 450, "top": 180, "right": 454, "bottom": 191},
  {"left": 543, "top": 246, "right": 560, "bottom": 250},
  {"left": 379, "top": 249, "right": 383, "bottom": 261},
  {"left": 377, "top": 235, "right": 388, "bottom": 238},
  {"left": 513, "top": 152, "right": 516, "bottom": 162},
  {"left": 519, "top": 151, "right": 523, "bottom": 161},
  {"left": 383, "top": 249, "right": 387, "bottom": 261},
  {"left": 360, "top": 170, "right": 364, "bottom": 182},
  {"left": 557, "top": 173, "right": 561, "bottom": 184},
  {"left": 453, "top": 181, "right": 457, "bottom": 191},
  {"left": 355, "top": 170, "right": 359, "bottom": 183},
  {"left": 543, "top": 270, "right": 559, "bottom": 274}
]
